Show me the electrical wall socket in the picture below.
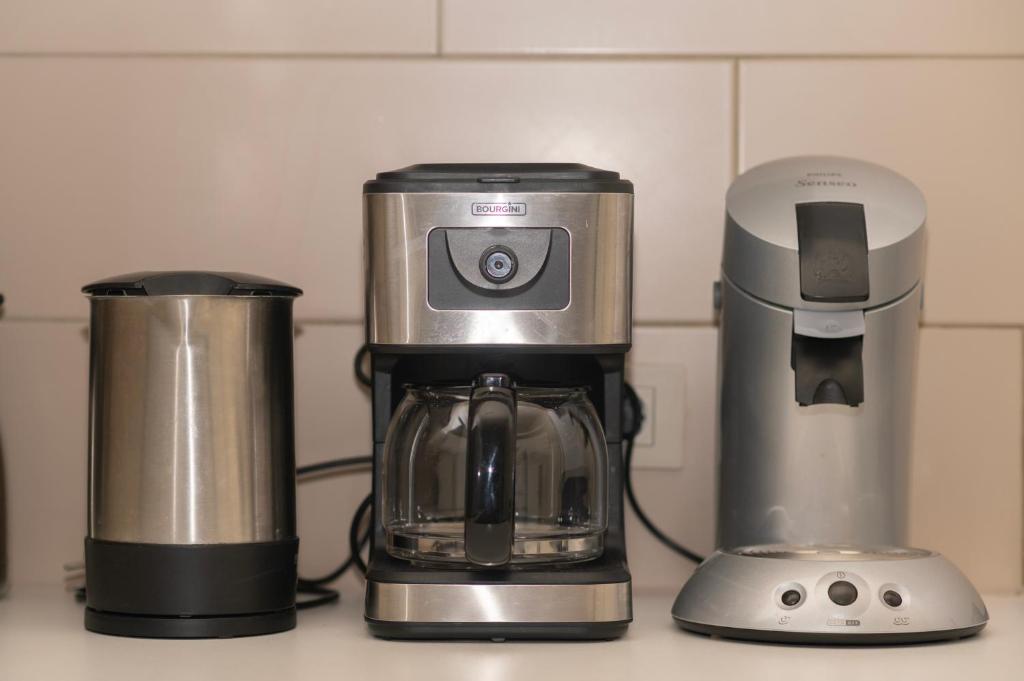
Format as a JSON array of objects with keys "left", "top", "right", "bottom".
[{"left": 627, "top": 362, "right": 686, "bottom": 470}]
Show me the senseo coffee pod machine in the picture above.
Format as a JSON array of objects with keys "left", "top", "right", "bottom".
[
  {"left": 363, "top": 164, "right": 633, "bottom": 640},
  {"left": 672, "top": 156, "right": 988, "bottom": 643}
]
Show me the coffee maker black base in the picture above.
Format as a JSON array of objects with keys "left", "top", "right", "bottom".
[
  {"left": 83, "top": 537, "right": 298, "bottom": 639},
  {"left": 366, "top": 619, "right": 630, "bottom": 641}
]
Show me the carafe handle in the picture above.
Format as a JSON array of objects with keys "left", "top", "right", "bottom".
[{"left": 465, "top": 373, "right": 516, "bottom": 567}]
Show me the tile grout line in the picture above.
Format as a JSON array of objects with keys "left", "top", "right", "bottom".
[
  {"left": 0, "top": 52, "right": 1021, "bottom": 61},
  {"left": 920, "top": 323, "right": 1024, "bottom": 331},
  {"left": 435, "top": 0, "right": 443, "bottom": 56},
  {"left": 5, "top": 317, "right": 1024, "bottom": 332},
  {"left": 730, "top": 59, "right": 740, "bottom": 179}
]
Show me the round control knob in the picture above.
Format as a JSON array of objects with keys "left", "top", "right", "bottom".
[
  {"left": 827, "top": 580, "right": 858, "bottom": 606},
  {"left": 780, "top": 589, "right": 802, "bottom": 607},
  {"left": 882, "top": 590, "right": 903, "bottom": 608},
  {"left": 480, "top": 247, "right": 518, "bottom": 283}
]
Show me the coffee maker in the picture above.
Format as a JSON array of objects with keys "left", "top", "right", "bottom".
[
  {"left": 672, "top": 156, "right": 988, "bottom": 643},
  {"left": 363, "top": 164, "right": 633, "bottom": 640}
]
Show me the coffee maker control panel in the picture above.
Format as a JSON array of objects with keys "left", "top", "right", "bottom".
[
  {"left": 364, "top": 167, "right": 632, "bottom": 347},
  {"left": 427, "top": 227, "right": 570, "bottom": 311}
]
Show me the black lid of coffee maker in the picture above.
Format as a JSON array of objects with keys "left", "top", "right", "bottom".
[
  {"left": 82, "top": 271, "right": 303, "bottom": 297},
  {"left": 364, "top": 163, "right": 633, "bottom": 194}
]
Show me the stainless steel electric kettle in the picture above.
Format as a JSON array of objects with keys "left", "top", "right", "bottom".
[{"left": 82, "top": 271, "right": 302, "bottom": 638}]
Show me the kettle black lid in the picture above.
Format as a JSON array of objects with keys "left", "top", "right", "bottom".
[
  {"left": 82, "top": 271, "right": 302, "bottom": 297},
  {"left": 364, "top": 163, "right": 633, "bottom": 194}
]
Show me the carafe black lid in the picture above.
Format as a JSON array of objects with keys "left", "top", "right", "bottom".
[
  {"left": 82, "top": 271, "right": 302, "bottom": 297},
  {"left": 364, "top": 163, "right": 633, "bottom": 194}
]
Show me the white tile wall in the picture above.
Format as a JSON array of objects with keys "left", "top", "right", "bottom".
[
  {"left": 293, "top": 323, "right": 371, "bottom": 592},
  {"left": 626, "top": 327, "right": 718, "bottom": 591},
  {"left": 442, "top": 1, "right": 1024, "bottom": 56},
  {"left": 0, "top": 321, "right": 88, "bottom": 585},
  {"left": 0, "top": 1, "right": 438, "bottom": 54},
  {"left": 911, "top": 328, "right": 1023, "bottom": 592},
  {"left": 0, "top": 58, "right": 732, "bottom": 323},
  {"left": 0, "top": 2, "right": 1021, "bottom": 594},
  {"left": 739, "top": 59, "right": 1024, "bottom": 325}
]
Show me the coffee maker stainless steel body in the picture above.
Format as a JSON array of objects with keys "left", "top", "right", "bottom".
[
  {"left": 83, "top": 271, "right": 302, "bottom": 638},
  {"left": 364, "top": 164, "right": 633, "bottom": 640},
  {"left": 672, "top": 157, "right": 987, "bottom": 643}
]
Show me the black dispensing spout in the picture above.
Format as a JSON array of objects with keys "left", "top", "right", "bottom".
[
  {"left": 790, "top": 309, "right": 865, "bottom": 407},
  {"left": 791, "top": 334, "right": 864, "bottom": 406}
]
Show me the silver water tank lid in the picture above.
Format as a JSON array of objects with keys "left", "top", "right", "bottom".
[{"left": 723, "top": 156, "right": 925, "bottom": 310}]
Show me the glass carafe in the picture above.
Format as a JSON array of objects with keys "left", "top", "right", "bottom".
[{"left": 381, "top": 373, "right": 608, "bottom": 567}]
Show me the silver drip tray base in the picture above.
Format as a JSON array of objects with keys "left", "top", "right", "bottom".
[
  {"left": 365, "top": 579, "right": 632, "bottom": 638},
  {"left": 672, "top": 546, "right": 988, "bottom": 644}
]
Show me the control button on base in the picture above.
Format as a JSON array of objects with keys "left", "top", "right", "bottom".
[
  {"left": 780, "top": 589, "right": 802, "bottom": 607},
  {"left": 882, "top": 590, "right": 903, "bottom": 608},
  {"left": 828, "top": 580, "right": 858, "bottom": 606}
]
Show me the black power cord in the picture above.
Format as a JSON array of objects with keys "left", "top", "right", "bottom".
[
  {"left": 347, "top": 493, "right": 373, "bottom": 576},
  {"left": 293, "top": 344, "right": 374, "bottom": 608},
  {"left": 353, "top": 343, "right": 371, "bottom": 387},
  {"left": 295, "top": 582, "right": 340, "bottom": 610},
  {"left": 623, "top": 382, "right": 705, "bottom": 564},
  {"left": 294, "top": 459, "right": 373, "bottom": 608},
  {"left": 297, "top": 455, "right": 372, "bottom": 478}
]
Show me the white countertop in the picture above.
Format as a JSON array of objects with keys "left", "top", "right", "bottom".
[{"left": 1, "top": 585, "right": 1022, "bottom": 681}]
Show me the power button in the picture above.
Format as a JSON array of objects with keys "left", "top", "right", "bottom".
[
  {"left": 827, "top": 580, "right": 859, "bottom": 606},
  {"left": 480, "top": 246, "right": 518, "bottom": 283}
]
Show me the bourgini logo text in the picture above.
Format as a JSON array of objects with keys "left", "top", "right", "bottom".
[{"left": 472, "top": 202, "right": 527, "bottom": 216}]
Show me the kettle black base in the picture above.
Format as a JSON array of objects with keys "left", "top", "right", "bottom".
[
  {"left": 85, "top": 607, "right": 296, "bottom": 639},
  {"left": 83, "top": 538, "right": 298, "bottom": 639}
]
